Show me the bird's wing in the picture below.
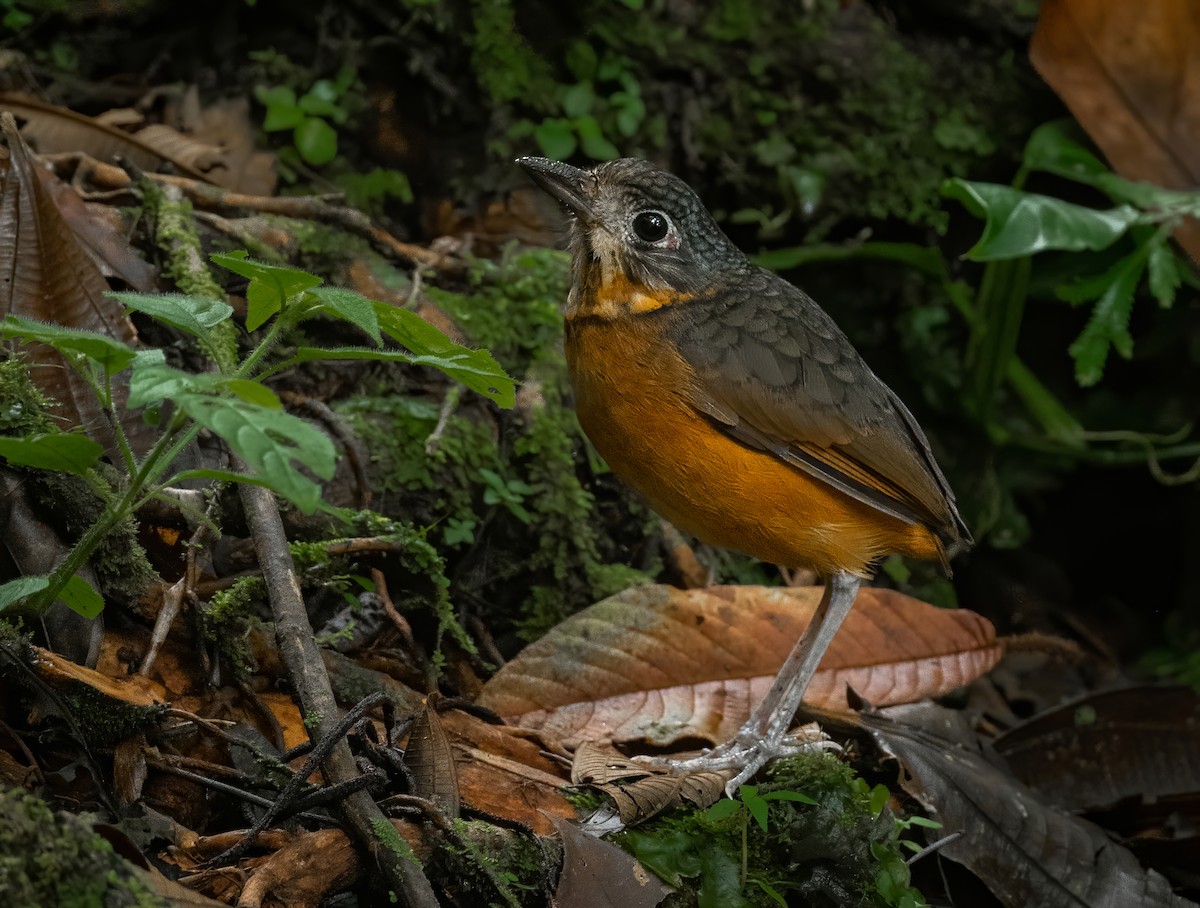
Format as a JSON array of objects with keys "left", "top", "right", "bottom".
[{"left": 669, "top": 267, "right": 968, "bottom": 543}]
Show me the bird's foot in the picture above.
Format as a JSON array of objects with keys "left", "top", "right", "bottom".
[{"left": 640, "top": 722, "right": 841, "bottom": 798}]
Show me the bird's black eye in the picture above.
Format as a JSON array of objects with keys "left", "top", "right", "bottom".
[{"left": 632, "top": 210, "right": 670, "bottom": 243}]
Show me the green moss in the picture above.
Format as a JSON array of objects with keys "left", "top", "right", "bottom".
[
  {"left": 26, "top": 471, "right": 157, "bottom": 607},
  {"left": 618, "top": 752, "right": 929, "bottom": 908},
  {"left": 0, "top": 786, "right": 167, "bottom": 908},
  {"left": 430, "top": 818, "right": 554, "bottom": 908},
  {"left": 0, "top": 358, "right": 55, "bottom": 436}
]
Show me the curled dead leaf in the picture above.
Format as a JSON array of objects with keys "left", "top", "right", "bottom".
[{"left": 480, "top": 584, "right": 1001, "bottom": 750}]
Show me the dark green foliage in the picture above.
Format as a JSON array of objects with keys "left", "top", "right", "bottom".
[
  {"left": 0, "top": 786, "right": 167, "bottom": 908},
  {"left": 618, "top": 753, "right": 930, "bottom": 908}
]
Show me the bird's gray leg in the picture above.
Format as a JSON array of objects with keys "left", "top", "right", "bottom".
[{"left": 669, "top": 570, "right": 861, "bottom": 795}]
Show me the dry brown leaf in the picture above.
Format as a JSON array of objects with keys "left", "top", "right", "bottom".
[
  {"left": 1030, "top": 0, "right": 1200, "bottom": 257},
  {"left": 552, "top": 815, "right": 672, "bottom": 908},
  {"left": 0, "top": 112, "right": 150, "bottom": 458},
  {"left": 0, "top": 93, "right": 209, "bottom": 179},
  {"left": 184, "top": 96, "right": 278, "bottom": 196},
  {"left": 440, "top": 709, "right": 576, "bottom": 836},
  {"left": 405, "top": 699, "right": 461, "bottom": 819},
  {"left": 479, "top": 585, "right": 1001, "bottom": 749},
  {"left": 570, "top": 741, "right": 726, "bottom": 824}
]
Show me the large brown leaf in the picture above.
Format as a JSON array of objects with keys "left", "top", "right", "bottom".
[
  {"left": 865, "top": 704, "right": 1194, "bottom": 908},
  {"left": 479, "top": 585, "right": 1002, "bottom": 749},
  {"left": 0, "top": 113, "right": 150, "bottom": 457},
  {"left": 1030, "top": 0, "right": 1200, "bottom": 256},
  {"left": 994, "top": 685, "right": 1200, "bottom": 811}
]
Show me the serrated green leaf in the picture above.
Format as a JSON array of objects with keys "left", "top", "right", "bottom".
[
  {"left": 173, "top": 393, "right": 335, "bottom": 513},
  {"left": 1067, "top": 250, "right": 1146, "bottom": 386},
  {"left": 0, "top": 576, "right": 50, "bottom": 611},
  {"left": 1147, "top": 239, "right": 1182, "bottom": 308},
  {"left": 128, "top": 351, "right": 220, "bottom": 408},
  {"left": 294, "top": 116, "right": 338, "bottom": 166},
  {"left": 212, "top": 252, "right": 322, "bottom": 331},
  {"left": 0, "top": 432, "right": 104, "bottom": 476},
  {"left": 0, "top": 315, "right": 137, "bottom": 373},
  {"left": 292, "top": 346, "right": 514, "bottom": 408},
  {"left": 60, "top": 574, "right": 104, "bottom": 618},
  {"left": 111, "top": 292, "right": 233, "bottom": 337},
  {"left": 307, "top": 287, "right": 382, "bottom": 343},
  {"left": 942, "top": 179, "right": 1140, "bottom": 260}
]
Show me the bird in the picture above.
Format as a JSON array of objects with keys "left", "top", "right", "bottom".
[{"left": 517, "top": 156, "right": 971, "bottom": 792}]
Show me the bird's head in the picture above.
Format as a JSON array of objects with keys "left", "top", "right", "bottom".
[{"left": 517, "top": 156, "right": 748, "bottom": 306}]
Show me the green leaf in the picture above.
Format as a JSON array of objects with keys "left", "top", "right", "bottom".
[
  {"left": 740, "top": 785, "right": 770, "bottom": 831},
  {"left": 173, "top": 393, "right": 336, "bottom": 513},
  {"left": 128, "top": 350, "right": 220, "bottom": 408},
  {"left": 298, "top": 79, "right": 345, "bottom": 121},
  {"left": 1067, "top": 250, "right": 1147, "bottom": 386},
  {"left": 620, "top": 828, "right": 702, "bottom": 888},
  {"left": 289, "top": 346, "right": 514, "bottom": 407},
  {"left": 702, "top": 798, "right": 741, "bottom": 822},
  {"left": 307, "top": 287, "right": 382, "bottom": 343},
  {"left": 59, "top": 575, "right": 104, "bottom": 619},
  {"left": 0, "top": 432, "right": 104, "bottom": 476},
  {"left": 1022, "top": 121, "right": 1109, "bottom": 182},
  {"left": 752, "top": 241, "right": 946, "bottom": 276},
  {"left": 561, "top": 82, "right": 595, "bottom": 118},
  {"left": 1147, "top": 238, "right": 1182, "bottom": 308},
  {"left": 575, "top": 116, "right": 620, "bottom": 160},
  {"left": 0, "top": 576, "right": 50, "bottom": 612},
  {"left": 697, "top": 844, "right": 753, "bottom": 908},
  {"left": 111, "top": 292, "right": 233, "bottom": 337},
  {"left": 534, "top": 118, "right": 577, "bottom": 160},
  {"left": 754, "top": 879, "right": 788, "bottom": 907},
  {"left": 224, "top": 379, "right": 282, "bottom": 409},
  {"left": 294, "top": 117, "right": 338, "bottom": 166},
  {"left": 868, "top": 783, "right": 890, "bottom": 817},
  {"left": 942, "top": 179, "right": 1140, "bottom": 260},
  {"left": 761, "top": 789, "right": 819, "bottom": 805},
  {"left": 0, "top": 315, "right": 137, "bottom": 373},
  {"left": 255, "top": 85, "right": 304, "bottom": 132},
  {"left": 211, "top": 252, "right": 322, "bottom": 331}
]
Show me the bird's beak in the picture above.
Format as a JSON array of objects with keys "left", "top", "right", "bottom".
[{"left": 517, "top": 157, "right": 595, "bottom": 223}]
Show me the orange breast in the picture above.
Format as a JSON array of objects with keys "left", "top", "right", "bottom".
[{"left": 564, "top": 314, "right": 944, "bottom": 577}]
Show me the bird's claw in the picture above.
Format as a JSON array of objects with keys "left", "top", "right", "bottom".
[{"left": 636, "top": 723, "right": 841, "bottom": 798}]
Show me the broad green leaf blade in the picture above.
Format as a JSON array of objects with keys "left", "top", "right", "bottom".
[
  {"left": 224, "top": 379, "right": 282, "bottom": 409},
  {"left": 740, "top": 786, "right": 770, "bottom": 832},
  {"left": 0, "top": 576, "right": 49, "bottom": 612},
  {"left": 1022, "top": 121, "right": 1110, "bottom": 182},
  {"left": 1067, "top": 250, "right": 1146, "bottom": 386},
  {"left": 296, "top": 339, "right": 516, "bottom": 409},
  {"left": 941, "top": 179, "right": 1140, "bottom": 260},
  {"left": 703, "top": 799, "right": 741, "bottom": 822},
  {"left": 0, "top": 432, "right": 104, "bottom": 475},
  {"left": 211, "top": 251, "right": 323, "bottom": 331},
  {"left": 128, "top": 350, "right": 221, "bottom": 408},
  {"left": 0, "top": 314, "right": 137, "bottom": 373},
  {"left": 307, "top": 287, "right": 382, "bottom": 343},
  {"left": 60, "top": 574, "right": 104, "bottom": 619},
  {"left": 374, "top": 301, "right": 468, "bottom": 356},
  {"left": 167, "top": 468, "right": 274, "bottom": 490},
  {"left": 294, "top": 116, "right": 338, "bottom": 166},
  {"left": 174, "top": 393, "right": 336, "bottom": 513},
  {"left": 111, "top": 292, "right": 233, "bottom": 337}
]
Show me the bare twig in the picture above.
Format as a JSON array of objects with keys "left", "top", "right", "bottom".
[{"left": 235, "top": 481, "right": 438, "bottom": 907}]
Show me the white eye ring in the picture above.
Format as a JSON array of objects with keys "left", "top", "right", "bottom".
[{"left": 631, "top": 210, "right": 672, "bottom": 244}]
